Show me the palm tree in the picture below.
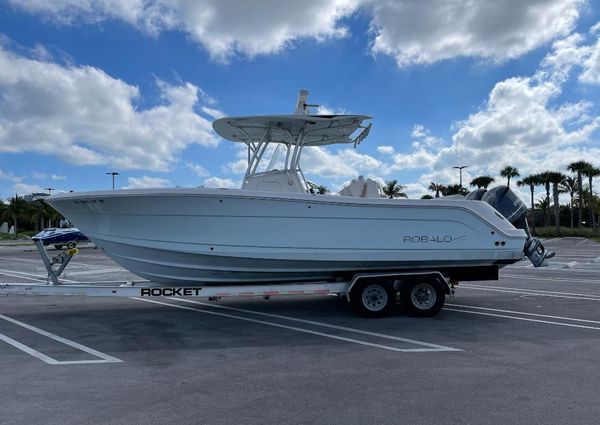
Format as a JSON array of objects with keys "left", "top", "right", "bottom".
[
  {"left": 428, "top": 182, "right": 446, "bottom": 198},
  {"left": 1, "top": 195, "right": 30, "bottom": 239},
  {"left": 469, "top": 175, "right": 495, "bottom": 189},
  {"left": 536, "top": 196, "right": 550, "bottom": 219},
  {"left": 546, "top": 171, "right": 565, "bottom": 236},
  {"left": 500, "top": 166, "right": 520, "bottom": 188},
  {"left": 560, "top": 176, "right": 577, "bottom": 229},
  {"left": 537, "top": 171, "right": 552, "bottom": 227},
  {"left": 582, "top": 165, "right": 600, "bottom": 230},
  {"left": 517, "top": 174, "right": 541, "bottom": 233},
  {"left": 0, "top": 200, "right": 6, "bottom": 233},
  {"left": 316, "top": 185, "right": 328, "bottom": 195},
  {"left": 29, "top": 200, "right": 46, "bottom": 232},
  {"left": 382, "top": 180, "right": 407, "bottom": 199},
  {"left": 567, "top": 160, "right": 592, "bottom": 227},
  {"left": 445, "top": 184, "right": 469, "bottom": 196}
]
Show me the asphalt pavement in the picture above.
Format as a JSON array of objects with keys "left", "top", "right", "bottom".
[{"left": 1, "top": 237, "right": 599, "bottom": 425}]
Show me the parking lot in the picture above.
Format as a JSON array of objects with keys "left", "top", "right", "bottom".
[{"left": 1, "top": 237, "right": 600, "bottom": 425}]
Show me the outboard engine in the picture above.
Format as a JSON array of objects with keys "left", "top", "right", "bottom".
[{"left": 479, "top": 186, "right": 555, "bottom": 267}]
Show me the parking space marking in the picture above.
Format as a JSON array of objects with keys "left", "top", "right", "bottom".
[
  {"left": 0, "top": 314, "right": 123, "bottom": 365},
  {"left": 133, "top": 298, "right": 460, "bottom": 353},
  {"left": 0, "top": 270, "right": 48, "bottom": 283},
  {"left": 0, "top": 268, "right": 79, "bottom": 283},
  {"left": 173, "top": 298, "right": 459, "bottom": 352},
  {"left": 447, "top": 303, "right": 600, "bottom": 324},
  {"left": 460, "top": 284, "right": 600, "bottom": 301},
  {"left": 541, "top": 237, "right": 561, "bottom": 243},
  {"left": 445, "top": 307, "right": 600, "bottom": 331},
  {"left": 500, "top": 274, "right": 600, "bottom": 284}
]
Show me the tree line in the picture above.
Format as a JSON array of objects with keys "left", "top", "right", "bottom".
[
  {"left": 382, "top": 161, "right": 600, "bottom": 235},
  {"left": 0, "top": 197, "right": 63, "bottom": 239}
]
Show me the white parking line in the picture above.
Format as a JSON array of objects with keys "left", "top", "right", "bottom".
[
  {"left": 501, "top": 274, "right": 600, "bottom": 284},
  {"left": 173, "top": 298, "right": 459, "bottom": 352},
  {"left": 0, "top": 270, "right": 48, "bottom": 283},
  {"left": 444, "top": 308, "right": 600, "bottom": 331},
  {"left": 447, "top": 303, "right": 600, "bottom": 324},
  {"left": 64, "top": 268, "right": 127, "bottom": 276},
  {"left": 133, "top": 298, "right": 459, "bottom": 353},
  {"left": 460, "top": 284, "right": 600, "bottom": 301},
  {"left": 0, "top": 268, "right": 79, "bottom": 283},
  {"left": 0, "top": 314, "right": 123, "bottom": 365}
]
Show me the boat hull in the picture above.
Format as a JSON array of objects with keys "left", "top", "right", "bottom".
[{"left": 47, "top": 188, "right": 527, "bottom": 285}]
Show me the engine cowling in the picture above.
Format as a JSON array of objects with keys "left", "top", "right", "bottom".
[{"left": 470, "top": 186, "right": 555, "bottom": 267}]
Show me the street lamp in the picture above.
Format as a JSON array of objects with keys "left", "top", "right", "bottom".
[
  {"left": 105, "top": 172, "right": 119, "bottom": 190},
  {"left": 453, "top": 165, "right": 469, "bottom": 187},
  {"left": 44, "top": 187, "right": 55, "bottom": 195}
]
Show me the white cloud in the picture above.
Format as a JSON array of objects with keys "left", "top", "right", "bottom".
[
  {"left": 402, "top": 182, "right": 429, "bottom": 199},
  {"left": 203, "top": 176, "right": 237, "bottom": 188},
  {"left": 337, "top": 149, "right": 381, "bottom": 170},
  {"left": 186, "top": 162, "right": 209, "bottom": 177},
  {"left": 579, "top": 28, "right": 600, "bottom": 84},
  {"left": 542, "top": 23, "right": 600, "bottom": 85},
  {"left": 389, "top": 149, "right": 438, "bottom": 171},
  {"left": 8, "top": 0, "right": 359, "bottom": 61},
  {"left": 410, "top": 124, "right": 444, "bottom": 149},
  {"left": 8, "top": 0, "right": 586, "bottom": 67},
  {"left": 301, "top": 146, "right": 380, "bottom": 178},
  {"left": 10, "top": 182, "right": 47, "bottom": 196},
  {"left": 201, "top": 106, "right": 225, "bottom": 119},
  {"left": 315, "top": 104, "right": 348, "bottom": 115},
  {"left": 31, "top": 172, "right": 48, "bottom": 180},
  {"left": 369, "top": 0, "right": 582, "bottom": 67},
  {"left": 376, "top": 145, "right": 394, "bottom": 155},
  {"left": 0, "top": 46, "right": 219, "bottom": 171},
  {"left": 449, "top": 75, "right": 599, "bottom": 172},
  {"left": 125, "top": 175, "right": 171, "bottom": 189},
  {"left": 224, "top": 158, "right": 248, "bottom": 174},
  {"left": 382, "top": 35, "right": 600, "bottom": 196},
  {"left": 30, "top": 171, "right": 67, "bottom": 181},
  {"left": 0, "top": 168, "right": 21, "bottom": 183}
]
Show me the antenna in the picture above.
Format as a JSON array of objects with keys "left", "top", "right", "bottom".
[
  {"left": 294, "top": 89, "right": 309, "bottom": 115},
  {"left": 293, "top": 89, "right": 319, "bottom": 115}
]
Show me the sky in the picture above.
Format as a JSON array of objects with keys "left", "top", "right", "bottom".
[{"left": 0, "top": 0, "right": 599, "bottom": 202}]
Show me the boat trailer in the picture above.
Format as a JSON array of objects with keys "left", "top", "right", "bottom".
[{"left": 0, "top": 241, "right": 453, "bottom": 318}]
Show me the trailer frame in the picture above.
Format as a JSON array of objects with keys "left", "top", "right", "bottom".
[{"left": 0, "top": 242, "right": 454, "bottom": 317}]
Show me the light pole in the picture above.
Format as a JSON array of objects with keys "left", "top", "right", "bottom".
[
  {"left": 44, "top": 187, "right": 55, "bottom": 195},
  {"left": 453, "top": 165, "right": 469, "bottom": 188},
  {"left": 105, "top": 172, "right": 119, "bottom": 190}
]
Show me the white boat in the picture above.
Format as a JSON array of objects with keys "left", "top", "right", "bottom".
[{"left": 47, "top": 90, "right": 552, "bottom": 286}]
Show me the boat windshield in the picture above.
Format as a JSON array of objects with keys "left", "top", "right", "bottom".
[{"left": 266, "top": 144, "right": 287, "bottom": 172}]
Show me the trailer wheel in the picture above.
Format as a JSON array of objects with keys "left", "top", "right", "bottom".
[
  {"left": 401, "top": 280, "right": 445, "bottom": 317},
  {"left": 351, "top": 281, "right": 396, "bottom": 318},
  {"left": 53, "top": 244, "right": 63, "bottom": 250}
]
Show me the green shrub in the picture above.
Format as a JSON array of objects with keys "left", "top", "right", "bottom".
[{"left": 533, "top": 226, "right": 599, "bottom": 238}]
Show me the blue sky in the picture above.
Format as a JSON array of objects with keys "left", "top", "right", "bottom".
[{"left": 1, "top": 0, "right": 599, "bottom": 201}]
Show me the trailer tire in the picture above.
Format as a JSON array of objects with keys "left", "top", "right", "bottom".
[
  {"left": 401, "top": 279, "right": 445, "bottom": 317},
  {"left": 53, "top": 244, "right": 63, "bottom": 250},
  {"left": 350, "top": 281, "right": 396, "bottom": 318}
]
